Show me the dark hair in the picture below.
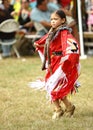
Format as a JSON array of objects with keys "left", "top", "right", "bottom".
[
  {"left": 55, "top": 10, "right": 66, "bottom": 20},
  {"left": 2, "top": 0, "right": 9, "bottom": 4},
  {"left": 21, "top": 0, "right": 29, "bottom": 3},
  {"left": 57, "top": 0, "right": 61, "bottom": 4},
  {"left": 36, "top": 0, "right": 45, "bottom": 7}
]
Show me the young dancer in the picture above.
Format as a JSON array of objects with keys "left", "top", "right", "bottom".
[{"left": 34, "top": 10, "right": 80, "bottom": 119}]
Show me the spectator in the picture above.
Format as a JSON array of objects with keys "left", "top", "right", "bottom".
[
  {"left": 81, "top": 0, "right": 88, "bottom": 31},
  {"left": 0, "top": 0, "right": 16, "bottom": 58},
  {"left": 29, "top": 0, "right": 37, "bottom": 9},
  {"left": 58, "top": 0, "right": 71, "bottom": 8},
  {"left": 10, "top": 0, "right": 21, "bottom": 21},
  {"left": 30, "top": 0, "right": 57, "bottom": 36},
  {"left": 56, "top": 0, "right": 79, "bottom": 42},
  {"left": 15, "top": 0, "right": 35, "bottom": 56},
  {"left": 86, "top": 0, "right": 93, "bottom": 31},
  {"left": 18, "top": 0, "right": 34, "bottom": 32},
  {"left": 31, "top": 0, "right": 79, "bottom": 42}
]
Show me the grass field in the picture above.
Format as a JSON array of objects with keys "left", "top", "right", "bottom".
[{"left": 0, "top": 55, "right": 93, "bottom": 130}]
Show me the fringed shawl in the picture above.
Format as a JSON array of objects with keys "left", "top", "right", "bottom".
[{"left": 42, "top": 25, "right": 72, "bottom": 70}]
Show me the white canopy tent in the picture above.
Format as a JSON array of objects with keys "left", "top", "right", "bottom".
[{"left": 77, "top": 0, "right": 87, "bottom": 59}]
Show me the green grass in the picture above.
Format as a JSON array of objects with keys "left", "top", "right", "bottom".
[{"left": 0, "top": 55, "right": 93, "bottom": 130}]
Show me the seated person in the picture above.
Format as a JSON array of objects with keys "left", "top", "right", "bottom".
[
  {"left": 56, "top": 0, "right": 79, "bottom": 42},
  {"left": 30, "top": 0, "right": 79, "bottom": 42},
  {"left": 0, "top": 0, "right": 16, "bottom": 58},
  {"left": 15, "top": 0, "right": 36, "bottom": 56},
  {"left": 30, "top": 0, "right": 54, "bottom": 36},
  {"left": 18, "top": 0, "right": 34, "bottom": 33}
]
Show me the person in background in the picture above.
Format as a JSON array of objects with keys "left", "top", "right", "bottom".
[
  {"left": 30, "top": 0, "right": 56, "bottom": 36},
  {"left": 55, "top": 0, "right": 79, "bottom": 42},
  {"left": 34, "top": 10, "right": 80, "bottom": 119},
  {"left": 86, "top": 0, "right": 93, "bottom": 31},
  {"left": 31, "top": 0, "right": 79, "bottom": 42},
  {"left": 29, "top": 0, "right": 36, "bottom": 9},
  {"left": 0, "top": 0, "right": 15, "bottom": 58},
  {"left": 18, "top": 0, "right": 34, "bottom": 32},
  {"left": 16, "top": 0, "right": 35, "bottom": 56},
  {"left": 48, "top": 0, "right": 73, "bottom": 17},
  {"left": 10, "top": 0, "right": 21, "bottom": 21}
]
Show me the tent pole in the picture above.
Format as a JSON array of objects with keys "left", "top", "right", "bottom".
[{"left": 77, "top": 0, "right": 87, "bottom": 59}]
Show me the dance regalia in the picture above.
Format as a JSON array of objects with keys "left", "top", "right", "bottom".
[{"left": 35, "top": 27, "right": 80, "bottom": 101}]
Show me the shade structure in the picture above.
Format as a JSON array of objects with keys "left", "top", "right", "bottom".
[{"left": 77, "top": 0, "right": 87, "bottom": 59}]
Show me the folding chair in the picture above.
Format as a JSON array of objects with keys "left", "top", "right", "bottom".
[
  {"left": 34, "top": 22, "right": 48, "bottom": 35},
  {"left": 0, "top": 19, "right": 21, "bottom": 58}
]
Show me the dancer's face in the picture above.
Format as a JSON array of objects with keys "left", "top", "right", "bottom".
[{"left": 50, "top": 12, "right": 65, "bottom": 29}]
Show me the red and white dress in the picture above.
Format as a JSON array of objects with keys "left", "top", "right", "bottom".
[{"left": 35, "top": 28, "right": 80, "bottom": 101}]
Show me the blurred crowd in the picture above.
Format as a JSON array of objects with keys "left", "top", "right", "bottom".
[{"left": 0, "top": 0, "right": 91, "bottom": 58}]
